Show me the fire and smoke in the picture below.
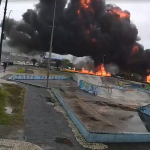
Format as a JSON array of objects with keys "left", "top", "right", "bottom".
[{"left": 3, "top": 0, "right": 150, "bottom": 76}]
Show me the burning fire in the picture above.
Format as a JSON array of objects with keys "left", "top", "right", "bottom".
[
  {"left": 147, "top": 75, "right": 150, "bottom": 83},
  {"left": 111, "top": 8, "right": 130, "bottom": 19},
  {"left": 73, "top": 64, "right": 111, "bottom": 77},
  {"left": 77, "top": 10, "right": 80, "bottom": 14},
  {"left": 81, "top": 0, "right": 91, "bottom": 9},
  {"left": 131, "top": 45, "right": 139, "bottom": 55}
]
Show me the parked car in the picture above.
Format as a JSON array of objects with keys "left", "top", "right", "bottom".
[{"left": 1, "top": 61, "right": 13, "bottom": 66}]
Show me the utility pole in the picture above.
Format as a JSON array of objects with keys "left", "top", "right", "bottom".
[
  {"left": 0, "top": 0, "right": 9, "bottom": 63},
  {"left": 46, "top": 0, "right": 57, "bottom": 88}
]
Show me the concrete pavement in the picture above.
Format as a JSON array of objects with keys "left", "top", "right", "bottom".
[
  {"left": 0, "top": 71, "right": 16, "bottom": 84},
  {"left": 1, "top": 68, "right": 150, "bottom": 149},
  {"left": 0, "top": 71, "right": 43, "bottom": 150}
]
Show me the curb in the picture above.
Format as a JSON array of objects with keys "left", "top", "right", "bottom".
[
  {"left": 15, "top": 80, "right": 47, "bottom": 88},
  {"left": 9, "top": 79, "right": 74, "bottom": 89}
]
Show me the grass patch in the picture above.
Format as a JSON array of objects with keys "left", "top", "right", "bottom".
[
  {"left": 0, "top": 84, "right": 25, "bottom": 125},
  {"left": 16, "top": 68, "right": 26, "bottom": 73},
  {"left": 39, "top": 70, "right": 57, "bottom": 75}
]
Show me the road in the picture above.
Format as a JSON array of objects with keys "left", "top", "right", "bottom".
[{"left": 22, "top": 83, "right": 85, "bottom": 150}]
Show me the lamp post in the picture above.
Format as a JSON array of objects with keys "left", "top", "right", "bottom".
[
  {"left": 103, "top": 55, "right": 106, "bottom": 65},
  {"left": 8, "top": 10, "right": 12, "bottom": 18},
  {"left": 0, "top": 0, "right": 9, "bottom": 63},
  {"left": 3, "top": 10, "right": 12, "bottom": 40},
  {"left": 46, "top": 0, "right": 57, "bottom": 88}
]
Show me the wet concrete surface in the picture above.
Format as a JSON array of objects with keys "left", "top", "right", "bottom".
[
  {"left": 54, "top": 86, "right": 148, "bottom": 133},
  {"left": 21, "top": 83, "right": 84, "bottom": 150},
  {"left": 1, "top": 74, "right": 12, "bottom": 80},
  {"left": 54, "top": 137, "right": 74, "bottom": 147},
  {"left": 1, "top": 77, "right": 150, "bottom": 149},
  {"left": 21, "top": 82, "right": 150, "bottom": 150}
]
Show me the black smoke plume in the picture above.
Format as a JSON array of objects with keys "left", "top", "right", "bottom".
[{"left": 3, "top": 0, "right": 150, "bottom": 76}]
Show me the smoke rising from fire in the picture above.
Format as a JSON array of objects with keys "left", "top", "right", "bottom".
[{"left": 3, "top": 0, "right": 150, "bottom": 76}]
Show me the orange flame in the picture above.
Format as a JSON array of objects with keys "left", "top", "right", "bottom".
[
  {"left": 147, "top": 75, "right": 150, "bottom": 83},
  {"left": 77, "top": 10, "right": 80, "bottom": 14},
  {"left": 112, "top": 8, "right": 130, "bottom": 18},
  {"left": 73, "top": 64, "right": 111, "bottom": 77},
  {"left": 131, "top": 45, "right": 139, "bottom": 55},
  {"left": 81, "top": 0, "right": 91, "bottom": 9}
]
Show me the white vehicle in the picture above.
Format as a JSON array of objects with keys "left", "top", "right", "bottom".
[{"left": 35, "top": 63, "right": 39, "bottom": 66}]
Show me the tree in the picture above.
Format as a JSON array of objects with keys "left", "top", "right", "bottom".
[
  {"left": 31, "top": 59, "right": 37, "bottom": 66},
  {"left": 61, "top": 59, "right": 70, "bottom": 68},
  {"left": 66, "top": 62, "right": 74, "bottom": 68},
  {"left": 55, "top": 60, "right": 61, "bottom": 69}
]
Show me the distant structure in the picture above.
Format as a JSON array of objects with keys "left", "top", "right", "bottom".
[
  {"left": 39, "top": 55, "right": 62, "bottom": 68},
  {"left": 1, "top": 52, "right": 29, "bottom": 62}
]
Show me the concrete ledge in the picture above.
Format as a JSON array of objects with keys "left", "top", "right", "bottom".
[
  {"left": 52, "top": 88, "right": 150, "bottom": 143},
  {"left": 9, "top": 74, "right": 70, "bottom": 80},
  {"left": 15, "top": 80, "right": 46, "bottom": 88}
]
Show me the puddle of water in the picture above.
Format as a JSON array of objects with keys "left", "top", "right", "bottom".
[
  {"left": 45, "top": 97, "right": 55, "bottom": 104},
  {"left": 5, "top": 107, "right": 13, "bottom": 115},
  {"left": 5, "top": 95, "right": 22, "bottom": 115},
  {"left": 54, "top": 137, "right": 74, "bottom": 147}
]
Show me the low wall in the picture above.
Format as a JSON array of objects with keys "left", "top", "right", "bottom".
[
  {"left": 9, "top": 74, "right": 69, "bottom": 80},
  {"left": 73, "top": 73, "right": 150, "bottom": 94},
  {"left": 79, "top": 80, "right": 112, "bottom": 97},
  {"left": 79, "top": 80, "right": 98, "bottom": 95},
  {"left": 79, "top": 80, "right": 150, "bottom": 102}
]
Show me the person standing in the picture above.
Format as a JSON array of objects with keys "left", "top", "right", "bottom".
[{"left": 3, "top": 62, "right": 7, "bottom": 73}]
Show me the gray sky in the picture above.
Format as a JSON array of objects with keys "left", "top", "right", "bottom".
[{"left": 0, "top": 0, "right": 150, "bottom": 61}]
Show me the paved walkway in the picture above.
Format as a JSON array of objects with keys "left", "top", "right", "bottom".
[
  {"left": 0, "top": 71, "right": 43, "bottom": 150},
  {"left": 0, "top": 71, "right": 16, "bottom": 84}
]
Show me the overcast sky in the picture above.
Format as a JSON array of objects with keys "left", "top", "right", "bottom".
[{"left": 0, "top": 0, "right": 150, "bottom": 61}]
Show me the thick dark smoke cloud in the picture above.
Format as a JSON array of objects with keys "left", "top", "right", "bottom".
[{"left": 3, "top": 0, "right": 150, "bottom": 76}]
